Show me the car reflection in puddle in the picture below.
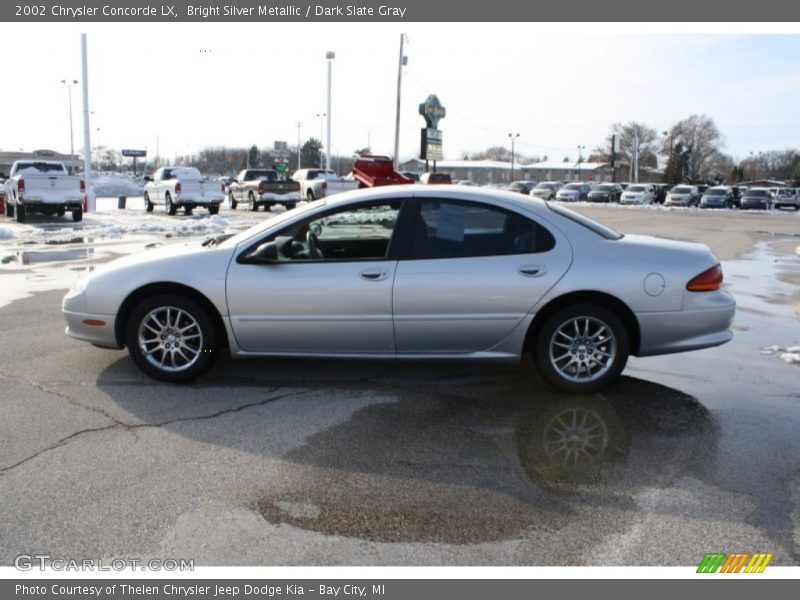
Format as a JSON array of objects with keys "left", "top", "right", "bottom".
[
  {"left": 0, "top": 246, "right": 94, "bottom": 266},
  {"left": 257, "top": 374, "right": 716, "bottom": 544}
]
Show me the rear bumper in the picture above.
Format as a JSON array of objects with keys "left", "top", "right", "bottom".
[
  {"left": 258, "top": 192, "right": 301, "bottom": 202},
  {"left": 636, "top": 290, "right": 736, "bottom": 356}
]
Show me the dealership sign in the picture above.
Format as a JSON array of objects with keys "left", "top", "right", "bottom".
[
  {"left": 419, "top": 95, "right": 446, "bottom": 161},
  {"left": 121, "top": 149, "right": 147, "bottom": 157}
]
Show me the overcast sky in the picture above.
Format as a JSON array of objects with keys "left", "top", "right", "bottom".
[{"left": 3, "top": 23, "right": 800, "bottom": 166}]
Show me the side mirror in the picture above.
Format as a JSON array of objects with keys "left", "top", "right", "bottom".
[
  {"left": 143, "top": 175, "right": 153, "bottom": 182},
  {"left": 244, "top": 241, "right": 279, "bottom": 264}
]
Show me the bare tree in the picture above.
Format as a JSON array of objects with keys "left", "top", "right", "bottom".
[
  {"left": 661, "top": 115, "right": 724, "bottom": 182},
  {"left": 594, "top": 121, "right": 659, "bottom": 169}
]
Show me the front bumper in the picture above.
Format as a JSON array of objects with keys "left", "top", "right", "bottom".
[{"left": 63, "top": 309, "right": 121, "bottom": 349}]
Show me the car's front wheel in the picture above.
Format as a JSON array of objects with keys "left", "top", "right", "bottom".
[
  {"left": 534, "top": 304, "right": 629, "bottom": 394},
  {"left": 125, "top": 294, "right": 218, "bottom": 382}
]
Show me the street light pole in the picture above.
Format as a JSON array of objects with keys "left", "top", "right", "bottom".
[
  {"left": 296, "top": 121, "right": 303, "bottom": 170},
  {"left": 61, "top": 79, "right": 78, "bottom": 168},
  {"left": 393, "top": 33, "right": 407, "bottom": 170},
  {"left": 325, "top": 51, "right": 335, "bottom": 171},
  {"left": 577, "top": 145, "right": 585, "bottom": 180},
  {"left": 316, "top": 112, "right": 326, "bottom": 168},
  {"left": 508, "top": 133, "right": 519, "bottom": 182}
]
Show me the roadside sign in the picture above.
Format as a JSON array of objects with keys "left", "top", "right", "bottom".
[{"left": 121, "top": 149, "right": 147, "bottom": 157}]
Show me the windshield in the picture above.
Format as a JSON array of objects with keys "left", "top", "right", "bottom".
[
  {"left": 705, "top": 189, "right": 727, "bottom": 196},
  {"left": 536, "top": 183, "right": 556, "bottom": 190},
  {"left": 747, "top": 190, "right": 768, "bottom": 197},
  {"left": 547, "top": 202, "right": 623, "bottom": 240},
  {"left": 778, "top": 189, "right": 795, "bottom": 196},
  {"left": 594, "top": 185, "right": 614, "bottom": 191},
  {"left": 672, "top": 187, "right": 692, "bottom": 194},
  {"left": 628, "top": 186, "right": 646, "bottom": 192},
  {"left": 564, "top": 184, "right": 582, "bottom": 190}
]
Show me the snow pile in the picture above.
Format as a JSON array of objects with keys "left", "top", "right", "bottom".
[
  {"left": 91, "top": 172, "right": 144, "bottom": 197},
  {"left": 0, "top": 227, "right": 13, "bottom": 240},
  {"left": 761, "top": 345, "right": 800, "bottom": 365}
]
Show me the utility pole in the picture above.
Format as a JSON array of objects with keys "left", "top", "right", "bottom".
[
  {"left": 508, "top": 133, "right": 519, "bottom": 182},
  {"left": 296, "top": 121, "right": 303, "bottom": 170},
  {"left": 80, "top": 34, "right": 94, "bottom": 211},
  {"left": 577, "top": 145, "right": 585, "bottom": 180},
  {"left": 316, "top": 113, "right": 326, "bottom": 168},
  {"left": 393, "top": 34, "right": 407, "bottom": 169},
  {"left": 325, "top": 51, "right": 334, "bottom": 170},
  {"left": 61, "top": 79, "right": 78, "bottom": 168}
]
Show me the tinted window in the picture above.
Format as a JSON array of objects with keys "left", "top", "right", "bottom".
[{"left": 409, "top": 200, "right": 555, "bottom": 260}]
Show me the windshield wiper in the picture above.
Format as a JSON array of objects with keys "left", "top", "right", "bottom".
[{"left": 202, "top": 233, "right": 234, "bottom": 247}]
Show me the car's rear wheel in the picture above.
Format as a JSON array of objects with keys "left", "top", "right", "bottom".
[
  {"left": 15, "top": 204, "right": 26, "bottom": 223},
  {"left": 208, "top": 204, "right": 220, "bottom": 215},
  {"left": 125, "top": 294, "right": 218, "bottom": 382},
  {"left": 228, "top": 192, "right": 237, "bottom": 210},
  {"left": 166, "top": 193, "right": 177, "bottom": 216},
  {"left": 144, "top": 193, "right": 154, "bottom": 212},
  {"left": 535, "top": 304, "right": 629, "bottom": 394},
  {"left": 307, "top": 189, "right": 315, "bottom": 201},
  {"left": 6, "top": 201, "right": 14, "bottom": 218},
  {"left": 72, "top": 207, "right": 83, "bottom": 222},
  {"left": 248, "top": 192, "right": 258, "bottom": 211}
]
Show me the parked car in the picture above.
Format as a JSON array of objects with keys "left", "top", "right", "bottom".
[
  {"left": 217, "top": 176, "right": 234, "bottom": 195},
  {"left": 456, "top": 179, "right": 479, "bottom": 186},
  {"left": 664, "top": 185, "right": 700, "bottom": 207},
  {"left": 3, "top": 160, "right": 85, "bottom": 222},
  {"left": 774, "top": 188, "right": 800, "bottom": 210},
  {"left": 144, "top": 167, "right": 224, "bottom": 215},
  {"left": 420, "top": 172, "right": 452, "bottom": 184},
  {"left": 730, "top": 186, "right": 743, "bottom": 208},
  {"left": 700, "top": 186, "right": 735, "bottom": 209},
  {"left": 228, "top": 169, "right": 301, "bottom": 211},
  {"left": 740, "top": 187, "right": 773, "bottom": 210},
  {"left": 620, "top": 184, "right": 655, "bottom": 205},
  {"left": 529, "top": 182, "right": 563, "bottom": 201},
  {"left": 555, "top": 182, "right": 590, "bottom": 202},
  {"left": 399, "top": 171, "right": 421, "bottom": 183},
  {"left": 292, "top": 168, "right": 359, "bottom": 201},
  {"left": 586, "top": 183, "right": 623, "bottom": 203},
  {"left": 507, "top": 180, "right": 537, "bottom": 195},
  {"left": 62, "top": 186, "right": 734, "bottom": 393}
]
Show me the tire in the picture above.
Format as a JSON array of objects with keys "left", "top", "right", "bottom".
[
  {"left": 208, "top": 204, "right": 220, "bottom": 215},
  {"left": 283, "top": 203, "right": 297, "bottom": 211},
  {"left": 166, "top": 193, "right": 177, "bottom": 216},
  {"left": 57, "top": 207, "right": 66, "bottom": 218},
  {"left": 248, "top": 192, "right": 258, "bottom": 211},
  {"left": 144, "top": 193, "right": 154, "bottom": 213},
  {"left": 125, "top": 294, "right": 218, "bottom": 383},
  {"left": 534, "top": 303, "right": 629, "bottom": 394},
  {"left": 228, "top": 192, "right": 237, "bottom": 210},
  {"left": 184, "top": 206, "right": 193, "bottom": 216},
  {"left": 72, "top": 207, "right": 83, "bottom": 222},
  {"left": 6, "top": 200, "right": 14, "bottom": 219},
  {"left": 15, "top": 204, "right": 26, "bottom": 223},
  {"left": 307, "top": 189, "right": 315, "bottom": 201}
]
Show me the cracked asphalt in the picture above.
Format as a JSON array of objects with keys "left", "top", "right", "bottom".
[{"left": 1, "top": 208, "right": 799, "bottom": 566}]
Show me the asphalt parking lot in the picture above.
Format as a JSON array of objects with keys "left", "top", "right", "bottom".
[{"left": 0, "top": 201, "right": 799, "bottom": 566}]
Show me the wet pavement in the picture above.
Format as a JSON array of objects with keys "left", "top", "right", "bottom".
[{"left": 0, "top": 207, "right": 798, "bottom": 566}]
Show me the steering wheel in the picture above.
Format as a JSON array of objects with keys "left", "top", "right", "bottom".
[{"left": 306, "top": 230, "right": 324, "bottom": 259}]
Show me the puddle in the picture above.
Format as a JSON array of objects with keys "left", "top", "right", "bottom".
[
  {"left": 256, "top": 376, "right": 713, "bottom": 544},
  {"left": 0, "top": 247, "right": 93, "bottom": 266}
]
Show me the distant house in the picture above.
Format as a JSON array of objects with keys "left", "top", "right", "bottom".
[
  {"left": 0, "top": 149, "right": 82, "bottom": 176},
  {"left": 397, "top": 158, "right": 661, "bottom": 185}
]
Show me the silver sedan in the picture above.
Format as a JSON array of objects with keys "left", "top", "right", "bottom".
[{"left": 62, "top": 186, "right": 735, "bottom": 393}]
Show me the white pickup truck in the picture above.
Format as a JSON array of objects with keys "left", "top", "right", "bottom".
[
  {"left": 291, "top": 168, "right": 359, "bottom": 201},
  {"left": 143, "top": 167, "right": 224, "bottom": 216},
  {"left": 3, "top": 160, "right": 85, "bottom": 223}
]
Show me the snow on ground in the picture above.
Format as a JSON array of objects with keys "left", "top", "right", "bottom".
[
  {"left": 761, "top": 345, "right": 800, "bottom": 365},
  {"left": 90, "top": 172, "right": 144, "bottom": 197}
]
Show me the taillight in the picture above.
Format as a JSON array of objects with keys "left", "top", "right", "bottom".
[
  {"left": 322, "top": 181, "right": 328, "bottom": 192},
  {"left": 221, "top": 184, "right": 225, "bottom": 193},
  {"left": 258, "top": 182, "right": 265, "bottom": 194},
  {"left": 18, "top": 179, "right": 25, "bottom": 193},
  {"left": 686, "top": 264, "right": 723, "bottom": 292},
  {"left": 175, "top": 182, "right": 182, "bottom": 193},
  {"left": 80, "top": 180, "right": 85, "bottom": 192}
]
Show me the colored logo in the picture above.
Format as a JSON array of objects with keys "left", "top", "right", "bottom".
[{"left": 696, "top": 552, "right": 773, "bottom": 573}]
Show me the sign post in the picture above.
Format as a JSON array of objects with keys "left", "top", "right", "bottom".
[
  {"left": 419, "top": 95, "right": 446, "bottom": 172},
  {"left": 122, "top": 149, "right": 147, "bottom": 176}
]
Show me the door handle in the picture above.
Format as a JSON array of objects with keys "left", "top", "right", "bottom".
[
  {"left": 519, "top": 265, "right": 546, "bottom": 277},
  {"left": 360, "top": 269, "right": 388, "bottom": 281}
]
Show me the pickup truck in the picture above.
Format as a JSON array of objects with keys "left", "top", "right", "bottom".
[
  {"left": 227, "top": 169, "right": 301, "bottom": 211},
  {"left": 3, "top": 160, "right": 85, "bottom": 223},
  {"left": 143, "top": 167, "right": 224, "bottom": 216},
  {"left": 291, "top": 168, "right": 359, "bottom": 201}
]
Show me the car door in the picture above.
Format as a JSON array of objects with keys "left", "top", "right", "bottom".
[
  {"left": 226, "top": 198, "right": 407, "bottom": 354},
  {"left": 392, "top": 197, "right": 573, "bottom": 353}
]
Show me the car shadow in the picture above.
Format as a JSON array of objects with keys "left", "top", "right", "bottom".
[{"left": 96, "top": 356, "right": 718, "bottom": 544}]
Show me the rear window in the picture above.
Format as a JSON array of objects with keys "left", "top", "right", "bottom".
[
  {"left": 15, "top": 162, "right": 66, "bottom": 174},
  {"left": 547, "top": 202, "right": 623, "bottom": 240}
]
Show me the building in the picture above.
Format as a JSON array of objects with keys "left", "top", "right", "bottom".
[
  {"left": 0, "top": 149, "right": 82, "bottom": 176},
  {"left": 399, "top": 158, "right": 630, "bottom": 185}
]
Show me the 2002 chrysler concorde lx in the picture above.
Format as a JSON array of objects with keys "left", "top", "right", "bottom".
[{"left": 62, "top": 186, "right": 735, "bottom": 393}]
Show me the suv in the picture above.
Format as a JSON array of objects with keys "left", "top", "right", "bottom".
[
  {"left": 507, "top": 180, "right": 537, "bottom": 195},
  {"left": 774, "top": 188, "right": 799, "bottom": 210},
  {"left": 420, "top": 172, "right": 452, "bottom": 185}
]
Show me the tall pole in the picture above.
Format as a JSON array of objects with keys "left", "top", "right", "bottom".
[
  {"left": 296, "top": 121, "right": 303, "bottom": 170},
  {"left": 316, "top": 112, "right": 326, "bottom": 168},
  {"left": 61, "top": 79, "right": 78, "bottom": 168},
  {"left": 577, "top": 145, "right": 585, "bottom": 180},
  {"left": 393, "top": 34, "right": 406, "bottom": 170},
  {"left": 325, "top": 51, "right": 334, "bottom": 171},
  {"left": 508, "top": 133, "right": 519, "bottom": 182},
  {"left": 80, "top": 34, "right": 93, "bottom": 211}
]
